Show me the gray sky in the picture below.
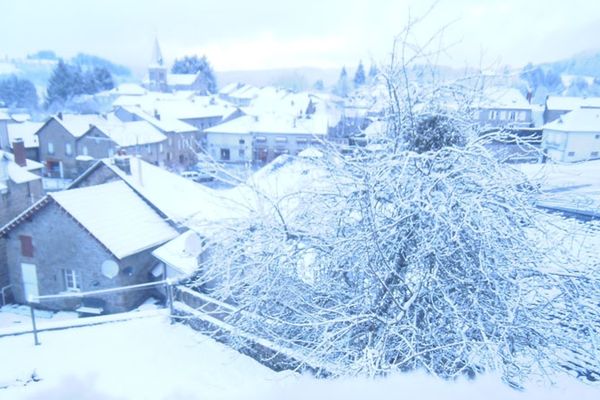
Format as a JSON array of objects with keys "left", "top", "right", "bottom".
[{"left": 2, "top": 0, "right": 600, "bottom": 72}]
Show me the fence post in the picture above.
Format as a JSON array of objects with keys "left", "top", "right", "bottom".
[
  {"left": 29, "top": 303, "right": 40, "bottom": 346},
  {"left": 167, "top": 282, "right": 175, "bottom": 324}
]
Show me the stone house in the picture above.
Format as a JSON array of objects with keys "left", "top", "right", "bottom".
[
  {"left": 0, "top": 180, "right": 178, "bottom": 313},
  {"left": 7, "top": 121, "right": 42, "bottom": 161},
  {"left": 0, "top": 143, "right": 44, "bottom": 227},
  {"left": 0, "top": 110, "right": 10, "bottom": 151},
  {"left": 114, "top": 105, "right": 198, "bottom": 169},
  {"left": 204, "top": 114, "right": 327, "bottom": 164},
  {"left": 478, "top": 87, "right": 533, "bottom": 130},
  {"left": 35, "top": 113, "right": 170, "bottom": 178},
  {"left": 543, "top": 96, "right": 600, "bottom": 124},
  {"left": 77, "top": 119, "right": 167, "bottom": 167},
  {"left": 35, "top": 113, "right": 109, "bottom": 179},
  {"left": 542, "top": 107, "right": 600, "bottom": 162},
  {"left": 0, "top": 144, "right": 44, "bottom": 296}
]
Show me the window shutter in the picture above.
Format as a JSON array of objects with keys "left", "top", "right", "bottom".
[{"left": 19, "top": 235, "right": 34, "bottom": 257}]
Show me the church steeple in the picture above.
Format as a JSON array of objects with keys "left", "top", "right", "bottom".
[
  {"left": 151, "top": 37, "right": 164, "bottom": 66},
  {"left": 147, "top": 37, "right": 168, "bottom": 92}
]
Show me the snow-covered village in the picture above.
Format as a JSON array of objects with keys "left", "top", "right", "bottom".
[{"left": 1, "top": 1, "right": 600, "bottom": 399}]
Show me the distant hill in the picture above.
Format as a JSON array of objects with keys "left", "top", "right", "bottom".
[
  {"left": 520, "top": 50, "right": 600, "bottom": 102},
  {"left": 0, "top": 51, "right": 133, "bottom": 97},
  {"left": 540, "top": 50, "right": 600, "bottom": 78}
]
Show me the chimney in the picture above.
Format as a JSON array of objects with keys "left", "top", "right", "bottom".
[
  {"left": 526, "top": 90, "right": 532, "bottom": 104},
  {"left": 154, "top": 109, "right": 161, "bottom": 120},
  {"left": 57, "top": 112, "right": 63, "bottom": 120},
  {"left": 114, "top": 156, "right": 131, "bottom": 175},
  {"left": 13, "top": 139, "right": 27, "bottom": 167}
]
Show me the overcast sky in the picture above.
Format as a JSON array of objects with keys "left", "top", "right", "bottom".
[{"left": 2, "top": 0, "right": 600, "bottom": 72}]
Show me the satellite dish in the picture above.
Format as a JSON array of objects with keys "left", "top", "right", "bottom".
[
  {"left": 101, "top": 260, "right": 119, "bottom": 279},
  {"left": 184, "top": 233, "right": 203, "bottom": 257}
]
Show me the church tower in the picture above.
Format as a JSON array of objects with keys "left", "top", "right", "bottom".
[{"left": 147, "top": 37, "right": 168, "bottom": 92}]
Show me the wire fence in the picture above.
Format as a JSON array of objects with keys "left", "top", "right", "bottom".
[{"left": 25, "top": 279, "right": 174, "bottom": 345}]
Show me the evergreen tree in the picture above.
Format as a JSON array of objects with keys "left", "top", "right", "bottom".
[
  {"left": 45, "top": 60, "right": 115, "bottom": 108},
  {"left": 0, "top": 76, "right": 38, "bottom": 109},
  {"left": 45, "top": 59, "right": 73, "bottom": 107},
  {"left": 334, "top": 67, "right": 350, "bottom": 97},
  {"left": 368, "top": 63, "right": 379, "bottom": 79},
  {"left": 313, "top": 79, "right": 324, "bottom": 91},
  {"left": 171, "top": 55, "right": 217, "bottom": 93},
  {"left": 92, "top": 67, "right": 115, "bottom": 91},
  {"left": 353, "top": 60, "right": 366, "bottom": 86}
]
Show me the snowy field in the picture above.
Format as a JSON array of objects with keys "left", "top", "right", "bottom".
[
  {"left": 0, "top": 314, "right": 285, "bottom": 400},
  {"left": 1, "top": 311, "right": 599, "bottom": 400}
]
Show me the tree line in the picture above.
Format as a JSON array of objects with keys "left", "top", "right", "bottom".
[{"left": 0, "top": 60, "right": 115, "bottom": 110}]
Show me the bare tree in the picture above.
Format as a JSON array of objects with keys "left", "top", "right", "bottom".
[{"left": 189, "top": 11, "right": 600, "bottom": 388}]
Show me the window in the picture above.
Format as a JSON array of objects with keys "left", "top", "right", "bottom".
[
  {"left": 595, "top": 134, "right": 600, "bottom": 139},
  {"left": 63, "top": 269, "right": 81, "bottom": 291},
  {"left": 220, "top": 148, "right": 230, "bottom": 161},
  {"left": 568, "top": 151, "right": 575, "bottom": 157},
  {"left": 65, "top": 143, "right": 72, "bottom": 155},
  {"left": 489, "top": 110, "right": 497, "bottom": 120},
  {"left": 239, "top": 148, "right": 245, "bottom": 158},
  {"left": 591, "top": 151, "right": 599, "bottom": 158},
  {"left": 19, "top": 235, "right": 33, "bottom": 257},
  {"left": 82, "top": 146, "right": 89, "bottom": 156},
  {"left": 499, "top": 111, "right": 507, "bottom": 120},
  {"left": 146, "top": 144, "right": 152, "bottom": 154},
  {"left": 509, "top": 111, "right": 516, "bottom": 120},
  {"left": 239, "top": 139, "right": 245, "bottom": 145},
  {"left": 108, "top": 148, "right": 114, "bottom": 157},
  {"left": 48, "top": 142, "right": 54, "bottom": 154},
  {"left": 159, "top": 143, "right": 164, "bottom": 153}
]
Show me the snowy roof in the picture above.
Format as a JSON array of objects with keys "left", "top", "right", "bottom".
[
  {"left": 92, "top": 120, "right": 167, "bottom": 147},
  {"left": 185, "top": 155, "right": 332, "bottom": 236},
  {"left": 6, "top": 121, "right": 42, "bottom": 148},
  {"left": 9, "top": 113, "right": 31, "bottom": 123},
  {"left": 0, "top": 109, "right": 10, "bottom": 120},
  {"left": 50, "top": 181, "right": 178, "bottom": 259},
  {"left": 116, "top": 106, "right": 197, "bottom": 134},
  {"left": 480, "top": 87, "right": 531, "bottom": 110},
  {"left": 227, "top": 84, "right": 260, "bottom": 100},
  {"left": 111, "top": 83, "right": 147, "bottom": 96},
  {"left": 0, "top": 150, "right": 43, "bottom": 171},
  {"left": 205, "top": 114, "right": 328, "bottom": 136},
  {"left": 219, "top": 82, "right": 244, "bottom": 95},
  {"left": 151, "top": 100, "right": 232, "bottom": 120},
  {"left": 167, "top": 73, "right": 198, "bottom": 86},
  {"left": 363, "top": 120, "right": 388, "bottom": 140},
  {"left": 53, "top": 114, "right": 116, "bottom": 138},
  {"left": 152, "top": 230, "right": 203, "bottom": 276},
  {"left": 544, "top": 108, "right": 600, "bottom": 132},
  {"left": 0, "top": 151, "right": 41, "bottom": 184},
  {"left": 102, "top": 157, "right": 233, "bottom": 224},
  {"left": 297, "top": 148, "right": 322, "bottom": 159},
  {"left": 546, "top": 96, "right": 600, "bottom": 111}
]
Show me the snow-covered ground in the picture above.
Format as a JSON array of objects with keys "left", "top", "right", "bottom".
[
  {"left": 0, "top": 314, "right": 286, "bottom": 400},
  {"left": 0, "top": 310, "right": 598, "bottom": 400},
  {"left": 516, "top": 160, "right": 600, "bottom": 196}
]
